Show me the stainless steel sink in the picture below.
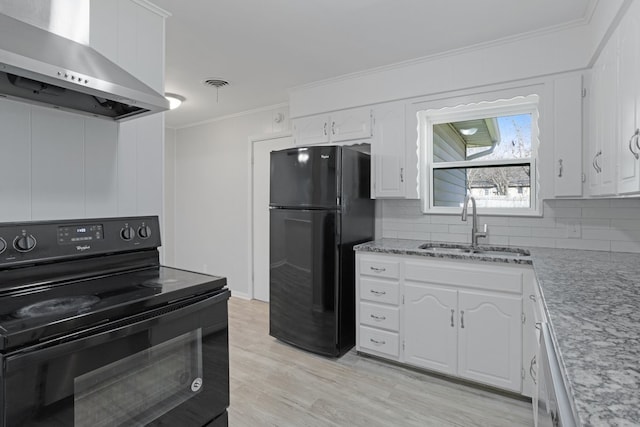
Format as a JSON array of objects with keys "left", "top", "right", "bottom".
[{"left": 418, "top": 242, "right": 530, "bottom": 257}]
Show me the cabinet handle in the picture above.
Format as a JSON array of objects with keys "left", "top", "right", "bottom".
[
  {"left": 557, "top": 159, "right": 563, "bottom": 178},
  {"left": 450, "top": 309, "right": 455, "bottom": 327},
  {"left": 460, "top": 310, "right": 465, "bottom": 329},
  {"left": 323, "top": 122, "right": 327, "bottom": 136},
  {"left": 370, "top": 290, "right": 386, "bottom": 296},
  {"left": 331, "top": 121, "right": 336, "bottom": 135},
  {"left": 529, "top": 355, "right": 537, "bottom": 384},
  {"left": 593, "top": 150, "right": 602, "bottom": 173},
  {"left": 370, "top": 314, "right": 386, "bottom": 321},
  {"left": 529, "top": 294, "right": 536, "bottom": 302},
  {"left": 369, "top": 338, "right": 386, "bottom": 345},
  {"left": 630, "top": 129, "right": 640, "bottom": 160},
  {"left": 369, "top": 266, "right": 386, "bottom": 273},
  {"left": 400, "top": 167, "right": 404, "bottom": 183},
  {"left": 535, "top": 322, "right": 541, "bottom": 331}
]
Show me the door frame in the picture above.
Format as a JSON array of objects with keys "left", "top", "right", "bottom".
[{"left": 247, "top": 131, "right": 293, "bottom": 300}]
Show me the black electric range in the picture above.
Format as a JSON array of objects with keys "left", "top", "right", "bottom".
[{"left": 0, "top": 216, "right": 229, "bottom": 427}]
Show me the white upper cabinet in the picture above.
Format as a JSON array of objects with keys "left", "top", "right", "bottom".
[
  {"left": 371, "top": 102, "right": 406, "bottom": 198},
  {"left": 617, "top": 0, "right": 640, "bottom": 194},
  {"left": 292, "top": 107, "right": 372, "bottom": 146},
  {"left": 553, "top": 74, "right": 584, "bottom": 197},
  {"left": 292, "top": 114, "right": 331, "bottom": 145},
  {"left": 588, "top": 30, "right": 618, "bottom": 197}
]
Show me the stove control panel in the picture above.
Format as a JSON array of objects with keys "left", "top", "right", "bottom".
[{"left": 0, "top": 216, "right": 161, "bottom": 268}]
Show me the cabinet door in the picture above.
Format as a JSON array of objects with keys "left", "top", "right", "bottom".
[
  {"left": 457, "top": 290, "right": 522, "bottom": 392},
  {"left": 588, "top": 32, "right": 618, "bottom": 196},
  {"left": 372, "top": 102, "right": 406, "bottom": 198},
  {"left": 330, "top": 107, "right": 372, "bottom": 143},
  {"left": 292, "top": 115, "right": 330, "bottom": 146},
  {"left": 403, "top": 283, "right": 457, "bottom": 376},
  {"left": 617, "top": 1, "right": 640, "bottom": 194},
  {"left": 553, "top": 74, "right": 583, "bottom": 197}
]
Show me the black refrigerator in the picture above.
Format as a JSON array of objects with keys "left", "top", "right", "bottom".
[{"left": 269, "top": 145, "right": 374, "bottom": 357}]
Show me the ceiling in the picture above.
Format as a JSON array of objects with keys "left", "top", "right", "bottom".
[{"left": 153, "top": 0, "right": 596, "bottom": 129}]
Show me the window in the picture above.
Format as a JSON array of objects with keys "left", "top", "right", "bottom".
[{"left": 419, "top": 95, "right": 540, "bottom": 216}]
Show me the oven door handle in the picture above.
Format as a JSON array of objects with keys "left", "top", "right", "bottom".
[{"left": 6, "top": 289, "right": 230, "bottom": 367}]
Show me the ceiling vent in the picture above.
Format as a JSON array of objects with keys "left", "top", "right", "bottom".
[{"left": 202, "top": 78, "right": 229, "bottom": 89}]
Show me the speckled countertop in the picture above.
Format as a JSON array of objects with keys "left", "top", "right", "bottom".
[{"left": 355, "top": 239, "right": 640, "bottom": 427}]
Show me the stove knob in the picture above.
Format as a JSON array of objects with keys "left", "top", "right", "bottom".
[
  {"left": 120, "top": 227, "right": 135, "bottom": 241},
  {"left": 0, "top": 238, "right": 6, "bottom": 254},
  {"left": 14, "top": 235, "right": 36, "bottom": 252},
  {"left": 138, "top": 225, "right": 151, "bottom": 239}
]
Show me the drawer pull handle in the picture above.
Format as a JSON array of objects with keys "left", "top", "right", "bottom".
[
  {"left": 370, "top": 290, "right": 386, "bottom": 296},
  {"left": 370, "top": 266, "right": 386, "bottom": 273},
  {"left": 370, "top": 314, "right": 386, "bottom": 321},
  {"left": 370, "top": 338, "right": 386, "bottom": 345},
  {"left": 460, "top": 310, "right": 465, "bottom": 329},
  {"left": 450, "top": 309, "right": 454, "bottom": 327}
]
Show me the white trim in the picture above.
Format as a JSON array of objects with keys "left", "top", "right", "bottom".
[
  {"left": 131, "top": 0, "right": 171, "bottom": 18},
  {"left": 419, "top": 95, "right": 541, "bottom": 217},
  {"left": 230, "top": 290, "right": 251, "bottom": 300},
  {"left": 169, "top": 102, "right": 289, "bottom": 130},
  {"left": 288, "top": 6, "right": 597, "bottom": 96},
  {"left": 247, "top": 132, "right": 293, "bottom": 301}
]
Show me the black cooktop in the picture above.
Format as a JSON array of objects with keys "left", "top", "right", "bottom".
[
  {"left": 0, "top": 216, "right": 228, "bottom": 353},
  {"left": 0, "top": 265, "right": 226, "bottom": 352}
]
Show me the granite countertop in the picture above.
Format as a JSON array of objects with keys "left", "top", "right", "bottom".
[{"left": 355, "top": 239, "right": 640, "bottom": 427}]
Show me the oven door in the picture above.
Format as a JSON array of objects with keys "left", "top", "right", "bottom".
[{"left": 1, "top": 289, "right": 229, "bottom": 427}]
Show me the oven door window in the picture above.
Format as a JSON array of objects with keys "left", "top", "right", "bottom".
[
  {"left": 2, "top": 292, "right": 229, "bottom": 427},
  {"left": 74, "top": 329, "right": 203, "bottom": 427}
]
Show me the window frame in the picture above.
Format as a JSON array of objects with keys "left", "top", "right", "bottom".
[{"left": 419, "top": 95, "right": 541, "bottom": 216}]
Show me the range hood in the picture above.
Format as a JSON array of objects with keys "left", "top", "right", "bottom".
[{"left": 0, "top": 13, "right": 169, "bottom": 121}]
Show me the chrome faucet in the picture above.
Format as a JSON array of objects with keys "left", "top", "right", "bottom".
[{"left": 461, "top": 194, "right": 488, "bottom": 248}]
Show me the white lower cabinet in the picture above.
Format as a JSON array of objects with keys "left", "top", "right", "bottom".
[
  {"left": 357, "top": 252, "right": 530, "bottom": 395},
  {"left": 457, "top": 290, "right": 522, "bottom": 391},
  {"left": 404, "top": 283, "right": 457, "bottom": 375}
]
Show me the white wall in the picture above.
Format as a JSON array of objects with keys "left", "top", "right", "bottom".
[
  {"left": 0, "top": 98, "right": 165, "bottom": 223},
  {"left": 289, "top": 0, "right": 627, "bottom": 118},
  {"left": 164, "top": 127, "right": 177, "bottom": 266},
  {"left": 169, "top": 106, "right": 289, "bottom": 298},
  {"left": 380, "top": 199, "right": 640, "bottom": 253}
]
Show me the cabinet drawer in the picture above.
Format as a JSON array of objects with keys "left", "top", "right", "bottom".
[
  {"left": 359, "top": 326, "right": 399, "bottom": 357},
  {"left": 360, "top": 257, "right": 400, "bottom": 279},
  {"left": 405, "top": 260, "right": 523, "bottom": 294},
  {"left": 360, "top": 302, "right": 400, "bottom": 331},
  {"left": 360, "top": 278, "right": 399, "bottom": 305}
]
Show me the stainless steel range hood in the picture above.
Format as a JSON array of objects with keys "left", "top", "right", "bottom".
[{"left": 0, "top": 13, "right": 169, "bottom": 121}]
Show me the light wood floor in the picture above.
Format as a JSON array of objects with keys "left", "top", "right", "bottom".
[{"left": 227, "top": 297, "right": 534, "bottom": 427}]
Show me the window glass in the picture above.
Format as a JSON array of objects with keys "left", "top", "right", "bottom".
[
  {"left": 433, "top": 165, "right": 531, "bottom": 208},
  {"left": 420, "top": 94, "right": 540, "bottom": 215}
]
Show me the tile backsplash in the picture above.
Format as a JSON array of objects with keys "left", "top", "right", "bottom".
[{"left": 380, "top": 199, "right": 640, "bottom": 253}]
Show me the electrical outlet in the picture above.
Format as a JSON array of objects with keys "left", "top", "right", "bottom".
[{"left": 568, "top": 221, "right": 581, "bottom": 238}]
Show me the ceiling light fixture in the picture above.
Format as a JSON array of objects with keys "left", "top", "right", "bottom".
[
  {"left": 165, "top": 93, "right": 186, "bottom": 110},
  {"left": 460, "top": 127, "right": 478, "bottom": 136}
]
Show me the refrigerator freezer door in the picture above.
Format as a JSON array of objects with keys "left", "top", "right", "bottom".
[
  {"left": 270, "top": 146, "right": 340, "bottom": 208},
  {"left": 269, "top": 208, "right": 340, "bottom": 356}
]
